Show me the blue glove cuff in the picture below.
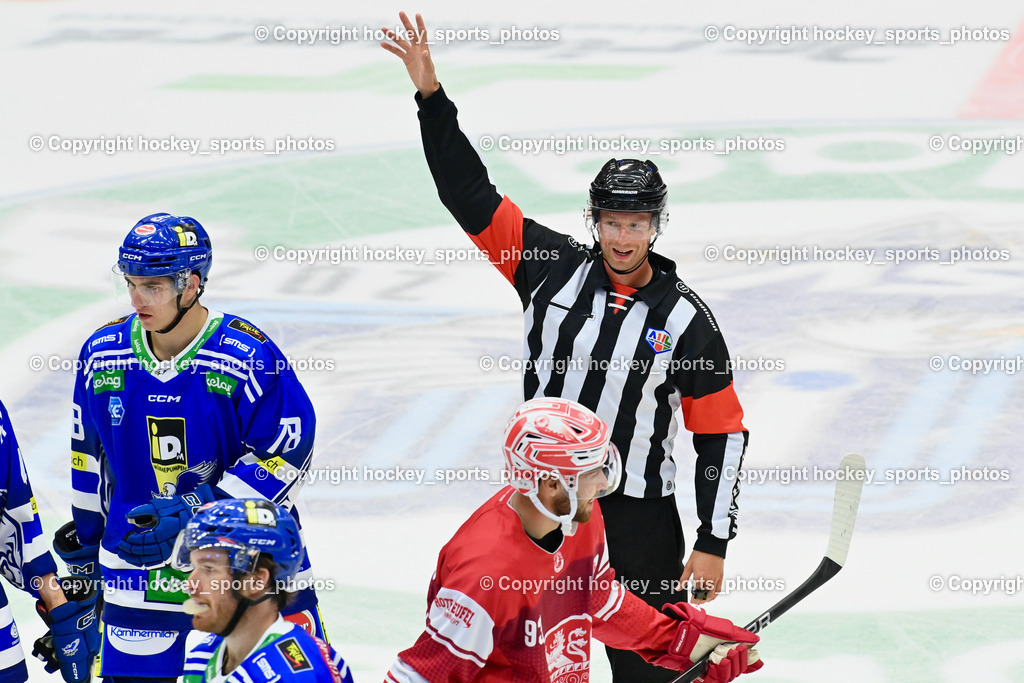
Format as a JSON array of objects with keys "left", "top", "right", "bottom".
[{"left": 52, "top": 521, "right": 101, "bottom": 586}]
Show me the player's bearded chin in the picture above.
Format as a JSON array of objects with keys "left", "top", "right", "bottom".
[{"left": 554, "top": 488, "right": 593, "bottom": 523}]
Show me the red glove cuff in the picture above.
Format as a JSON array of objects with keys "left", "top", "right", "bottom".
[
  {"left": 700, "top": 645, "right": 765, "bottom": 683},
  {"left": 661, "top": 602, "right": 759, "bottom": 659}
]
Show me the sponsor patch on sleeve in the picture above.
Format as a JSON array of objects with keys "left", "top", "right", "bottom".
[
  {"left": 72, "top": 452, "right": 89, "bottom": 472},
  {"left": 93, "top": 369, "right": 124, "bottom": 394},
  {"left": 228, "top": 318, "right": 267, "bottom": 343},
  {"left": 276, "top": 637, "right": 313, "bottom": 672},
  {"left": 256, "top": 456, "right": 286, "bottom": 476},
  {"left": 94, "top": 315, "right": 130, "bottom": 332},
  {"left": 204, "top": 371, "right": 238, "bottom": 396}
]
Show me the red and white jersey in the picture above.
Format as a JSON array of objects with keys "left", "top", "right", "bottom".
[{"left": 385, "top": 487, "right": 680, "bottom": 682}]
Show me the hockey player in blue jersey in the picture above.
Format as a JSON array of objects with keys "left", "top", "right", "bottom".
[
  {"left": 0, "top": 400, "right": 99, "bottom": 683},
  {"left": 62, "top": 213, "right": 327, "bottom": 681},
  {"left": 175, "top": 499, "right": 352, "bottom": 683}
]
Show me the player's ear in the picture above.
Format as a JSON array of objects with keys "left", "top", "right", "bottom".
[
  {"left": 182, "top": 272, "right": 202, "bottom": 304},
  {"left": 241, "top": 566, "right": 271, "bottom": 599},
  {"left": 539, "top": 475, "right": 561, "bottom": 495}
]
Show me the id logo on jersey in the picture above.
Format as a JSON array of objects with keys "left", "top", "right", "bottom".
[
  {"left": 645, "top": 328, "right": 673, "bottom": 354},
  {"left": 276, "top": 637, "right": 312, "bottom": 672},
  {"left": 148, "top": 417, "right": 187, "bottom": 494}
]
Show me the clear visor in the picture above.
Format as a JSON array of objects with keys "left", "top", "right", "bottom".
[
  {"left": 171, "top": 528, "right": 260, "bottom": 576},
  {"left": 572, "top": 443, "right": 622, "bottom": 500},
  {"left": 594, "top": 212, "right": 656, "bottom": 238},
  {"left": 583, "top": 206, "right": 666, "bottom": 242},
  {"left": 111, "top": 265, "right": 185, "bottom": 306}
]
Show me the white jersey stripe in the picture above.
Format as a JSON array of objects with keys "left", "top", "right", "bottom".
[
  {"left": 71, "top": 489, "right": 102, "bottom": 512},
  {"left": 594, "top": 580, "right": 626, "bottom": 621},
  {"left": 592, "top": 296, "right": 658, "bottom": 496},
  {"left": 559, "top": 280, "right": 609, "bottom": 403},
  {"left": 217, "top": 469, "right": 266, "bottom": 500},
  {"left": 712, "top": 432, "right": 745, "bottom": 538},
  {"left": 386, "top": 658, "right": 432, "bottom": 683}
]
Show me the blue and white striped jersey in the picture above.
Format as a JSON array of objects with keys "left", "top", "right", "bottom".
[{"left": 0, "top": 399, "right": 60, "bottom": 683}]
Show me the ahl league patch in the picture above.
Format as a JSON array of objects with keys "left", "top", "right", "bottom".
[{"left": 645, "top": 328, "right": 673, "bottom": 354}]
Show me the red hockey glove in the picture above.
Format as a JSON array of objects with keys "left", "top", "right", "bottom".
[
  {"left": 701, "top": 642, "right": 763, "bottom": 682},
  {"left": 649, "top": 602, "right": 762, "bottom": 680}
]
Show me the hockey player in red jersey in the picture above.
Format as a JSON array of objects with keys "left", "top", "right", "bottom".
[{"left": 385, "top": 398, "right": 762, "bottom": 683}]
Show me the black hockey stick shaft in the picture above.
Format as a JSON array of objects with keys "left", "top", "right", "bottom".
[
  {"left": 668, "top": 453, "right": 865, "bottom": 683},
  {"left": 669, "top": 557, "right": 842, "bottom": 683}
]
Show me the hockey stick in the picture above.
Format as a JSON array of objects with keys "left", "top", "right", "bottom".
[{"left": 669, "top": 452, "right": 866, "bottom": 683}]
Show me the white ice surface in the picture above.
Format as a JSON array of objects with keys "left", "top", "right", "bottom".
[{"left": 2, "top": 2, "right": 1023, "bottom": 682}]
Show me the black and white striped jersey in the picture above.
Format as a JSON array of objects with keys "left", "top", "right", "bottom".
[{"left": 417, "top": 85, "right": 749, "bottom": 557}]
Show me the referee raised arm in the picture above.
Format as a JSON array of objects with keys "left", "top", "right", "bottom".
[{"left": 383, "top": 12, "right": 751, "bottom": 683}]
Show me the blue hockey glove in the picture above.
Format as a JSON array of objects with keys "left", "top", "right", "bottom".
[
  {"left": 116, "top": 484, "right": 217, "bottom": 567},
  {"left": 33, "top": 576, "right": 101, "bottom": 683},
  {"left": 53, "top": 520, "right": 101, "bottom": 587}
]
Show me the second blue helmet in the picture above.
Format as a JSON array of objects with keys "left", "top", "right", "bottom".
[{"left": 117, "top": 213, "right": 213, "bottom": 288}]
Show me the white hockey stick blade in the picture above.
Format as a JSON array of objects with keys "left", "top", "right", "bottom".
[
  {"left": 825, "top": 452, "right": 866, "bottom": 568},
  {"left": 669, "top": 453, "right": 868, "bottom": 683}
]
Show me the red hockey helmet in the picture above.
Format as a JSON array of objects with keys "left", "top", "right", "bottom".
[{"left": 502, "top": 397, "right": 621, "bottom": 534}]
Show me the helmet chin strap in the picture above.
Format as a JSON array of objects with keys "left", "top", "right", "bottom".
[
  {"left": 218, "top": 582, "right": 276, "bottom": 638},
  {"left": 155, "top": 285, "right": 204, "bottom": 335},
  {"left": 526, "top": 478, "right": 580, "bottom": 537}
]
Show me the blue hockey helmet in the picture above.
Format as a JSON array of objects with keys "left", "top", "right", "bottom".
[
  {"left": 116, "top": 213, "right": 213, "bottom": 290},
  {"left": 172, "top": 499, "right": 303, "bottom": 584}
]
